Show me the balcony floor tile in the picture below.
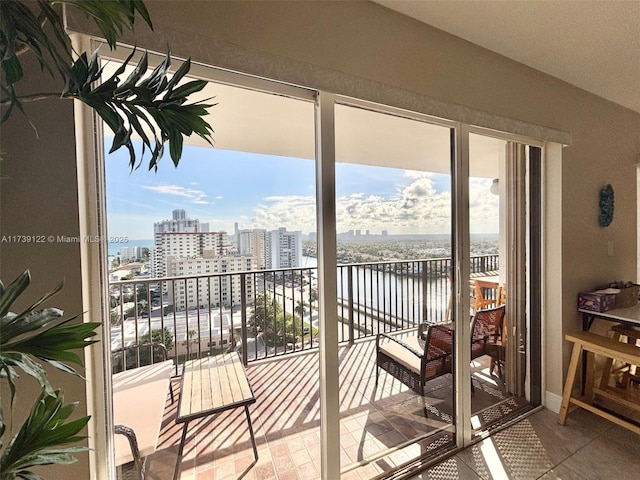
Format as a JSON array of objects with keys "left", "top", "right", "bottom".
[{"left": 135, "top": 338, "right": 527, "bottom": 479}]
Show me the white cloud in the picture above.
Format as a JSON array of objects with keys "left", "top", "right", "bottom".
[
  {"left": 142, "top": 184, "right": 209, "bottom": 204},
  {"left": 248, "top": 175, "right": 499, "bottom": 235}
]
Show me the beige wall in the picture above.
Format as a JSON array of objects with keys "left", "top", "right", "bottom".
[
  {"left": 3, "top": 1, "right": 639, "bottom": 477},
  {"left": 0, "top": 54, "right": 89, "bottom": 477},
  {"left": 140, "top": 0, "right": 640, "bottom": 400}
]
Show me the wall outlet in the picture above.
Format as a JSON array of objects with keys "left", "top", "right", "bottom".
[{"left": 608, "top": 240, "right": 615, "bottom": 256}]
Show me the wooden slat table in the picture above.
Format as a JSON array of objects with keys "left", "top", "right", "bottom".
[{"left": 173, "top": 353, "right": 257, "bottom": 480}]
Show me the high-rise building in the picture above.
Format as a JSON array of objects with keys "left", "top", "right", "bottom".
[
  {"left": 150, "top": 211, "right": 256, "bottom": 311},
  {"left": 153, "top": 209, "right": 201, "bottom": 243},
  {"left": 266, "top": 227, "right": 302, "bottom": 269},
  {"left": 237, "top": 229, "right": 267, "bottom": 269},
  {"left": 151, "top": 230, "right": 230, "bottom": 277},
  {"left": 166, "top": 249, "right": 255, "bottom": 310}
]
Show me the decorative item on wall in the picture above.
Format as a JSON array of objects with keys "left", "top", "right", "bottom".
[{"left": 599, "top": 184, "right": 614, "bottom": 227}]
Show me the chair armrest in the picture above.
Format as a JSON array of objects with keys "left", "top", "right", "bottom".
[
  {"left": 115, "top": 424, "right": 145, "bottom": 479},
  {"left": 377, "top": 332, "right": 424, "bottom": 358}
]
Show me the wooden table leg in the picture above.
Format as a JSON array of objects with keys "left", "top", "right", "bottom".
[
  {"left": 173, "top": 421, "right": 189, "bottom": 480},
  {"left": 245, "top": 405, "right": 259, "bottom": 461},
  {"left": 559, "top": 342, "right": 582, "bottom": 425}
]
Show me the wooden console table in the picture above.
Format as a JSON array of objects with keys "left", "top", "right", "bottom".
[
  {"left": 173, "top": 352, "right": 258, "bottom": 480},
  {"left": 559, "top": 330, "right": 640, "bottom": 434}
]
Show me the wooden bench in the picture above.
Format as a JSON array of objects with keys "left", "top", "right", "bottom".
[
  {"left": 173, "top": 352, "right": 257, "bottom": 480},
  {"left": 558, "top": 330, "right": 640, "bottom": 434}
]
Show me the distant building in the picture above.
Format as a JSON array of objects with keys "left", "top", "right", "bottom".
[
  {"left": 266, "top": 227, "right": 302, "bottom": 269},
  {"left": 153, "top": 209, "right": 201, "bottom": 242},
  {"left": 166, "top": 250, "right": 255, "bottom": 310},
  {"left": 119, "top": 246, "right": 142, "bottom": 261},
  {"left": 381, "top": 230, "right": 388, "bottom": 236},
  {"left": 151, "top": 230, "right": 230, "bottom": 277},
  {"left": 237, "top": 229, "right": 267, "bottom": 269}
]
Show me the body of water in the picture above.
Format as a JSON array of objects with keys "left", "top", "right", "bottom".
[
  {"left": 302, "top": 255, "right": 450, "bottom": 324},
  {"left": 109, "top": 239, "right": 154, "bottom": 256}
]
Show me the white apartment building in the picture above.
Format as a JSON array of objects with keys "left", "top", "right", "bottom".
[
  {"left": 237, "top": 229, "right": 267, "bottom": 269},
  {"left": 151, "top": 230, "right": 229, "bottom": 277},
  {"left": 166, "top": 249, "right": 255, "bottom": 310},
  {"left": 118, "top": 246, "right": 142, "bottom": 261},
  {"left": 266, "top": 227, "right": 302, "bottom": 269},
  {"left": 154, "top": 209, "right": 201, "bottom": 239}
]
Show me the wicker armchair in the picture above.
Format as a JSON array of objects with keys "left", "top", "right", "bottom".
[
  {"left": 376, "top": 324, "right": 453, "bottom": 396},
  {"left": 470, "top": 305, "right": 506, "bottom": 378}
]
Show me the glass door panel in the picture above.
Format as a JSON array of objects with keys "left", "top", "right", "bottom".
[
  {"left": 468, "top": 133, "right": 538, "bottom": 438},
  {"left": 334, "top": 102, "right": 456, "bottom": 476},
  {"left": 102, "top": 56, "right": 320, "bottom": 478}
]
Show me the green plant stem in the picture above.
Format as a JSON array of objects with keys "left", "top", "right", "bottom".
[{"left": 0, "top": 93, "right": 61, "bottom": 106}]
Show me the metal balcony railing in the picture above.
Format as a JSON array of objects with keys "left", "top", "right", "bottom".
[{"left": 108, "top": 255, "right": 498, "bottom": 371}]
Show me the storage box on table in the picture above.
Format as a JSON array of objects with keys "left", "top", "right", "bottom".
[
  {"left": 578, "top": 291, "right": 617, "bottom": 312},
  {"left": 613, "top": 284, "right": 639, "bottom": 309}
]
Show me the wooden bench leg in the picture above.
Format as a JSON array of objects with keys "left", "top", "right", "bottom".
[
  {"left": 559, "top": 342, "right": 583, "bottom": 425},
  {"left": 599, "top": 331, "right": 622, "bottom": 390}
]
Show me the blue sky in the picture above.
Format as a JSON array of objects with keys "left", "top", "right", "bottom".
[{"left": 106, "top": 142, "right": 497, "bottom": 239}]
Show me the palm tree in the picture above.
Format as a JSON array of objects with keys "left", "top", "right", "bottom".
[{"left": 294, "top": 300, "right": 309, "bottom": 317}]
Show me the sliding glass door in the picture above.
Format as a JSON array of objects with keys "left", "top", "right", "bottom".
[
  {"left": 465, "top": 132, "right": 542, "bottom": 440},
  {"left": 91, "top": 49, "right": 543, "bottom": 479},
  {"left": 333, "top": 101, "right": 457, "bottom": 476}
]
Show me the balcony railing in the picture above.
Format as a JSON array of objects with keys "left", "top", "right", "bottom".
[{"left": 109, "top": 254, "right": 498, "bottom": 371}]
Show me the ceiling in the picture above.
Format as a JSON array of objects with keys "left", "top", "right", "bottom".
[{"left": 373, "top": 0, "right": 640, "bottom": 114}]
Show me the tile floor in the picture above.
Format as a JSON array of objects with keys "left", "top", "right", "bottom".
[
  {"left": 133, "top": 338, "right": 639, "bottom": 480},
  {"left": 409, "top": 407, "right": 640, "bottom": 480}
]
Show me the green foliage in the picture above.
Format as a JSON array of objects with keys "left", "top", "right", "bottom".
[
  {"left": 249, "top": 293, "right": 306, "bottom": 348},
  {"left": 140, "top": 327, "right": 173, "bottom": 352},
  {"left": 0, "top": 271, "right": 100, "bottom": 402},
  {"left": 111, "top": 327, "right": 174, "bottom": 373},
  {"left": 0, "top": 270, "right": 100, "bottom": 479},
  {"left": 65, "top": 49, "right": 214, "bottom": 170},
  {"left": 0, "top": 0, "right": 214, "bottom": 170},
  {"left": 294, "top": 300, "right": 308, "bottom": 317},
  {"left": 0, "top": 390, "right": 89, "bottom": 479}
]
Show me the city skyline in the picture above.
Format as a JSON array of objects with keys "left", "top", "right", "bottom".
[{"left": 106, "top": 141, "right": 499, "bottom": 239}]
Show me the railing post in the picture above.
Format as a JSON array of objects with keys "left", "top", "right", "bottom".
[
  {"left": 421, "top": 261, "right": 428, "bottom": 324},
  {"left": 241, "top": 274, "right": 248, "bottom": 366},
  {"left": 347, "top": 265, "right": 354, "bottom": 345}
]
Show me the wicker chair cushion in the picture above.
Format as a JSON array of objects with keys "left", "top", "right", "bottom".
[{"left": 378, "top": 336, "right": 423, "bottom": 374}]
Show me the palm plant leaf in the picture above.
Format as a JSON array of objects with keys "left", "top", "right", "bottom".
[
  {"left": 65, "top": 0, "right": 153, "bottom": 49},
  {"left": 0, "top": 390, "right": 90, "bottom": 478},
  {"left": 0, "top": 1, "right": 209, "bottom": 169},
  {"left": 63, "top": 50, "right": 214, "bottom": 170},
  {"left": 0, "top": 271, "right": 100, "bottom": 404}
]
